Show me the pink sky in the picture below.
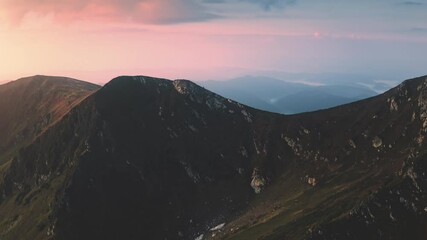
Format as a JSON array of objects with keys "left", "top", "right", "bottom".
[{"left": 1, "top": 0, "right": 426, "bottom": 83}]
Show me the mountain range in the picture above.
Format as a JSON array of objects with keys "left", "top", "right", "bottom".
[
  {"left": 0, "top": 74, "right": 426, "bottom": 240},
  {"left": 200, "top": 76, "right": 380, "bottom": 114}
]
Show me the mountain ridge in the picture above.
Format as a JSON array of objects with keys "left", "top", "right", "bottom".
[
  {"left": 0, "top": 75, "right": 100, "bottom": 164},
  {"left": 0, "top": 74, "right": 426, "bottom": 239}
]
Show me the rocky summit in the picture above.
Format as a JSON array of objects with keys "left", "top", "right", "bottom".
[{"left": 0, "top": 75, "right": 426, "bottom": 240}]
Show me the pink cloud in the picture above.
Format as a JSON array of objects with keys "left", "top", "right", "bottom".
[{"left": 1, "top": 0, "right": 217, "bottom": 25}]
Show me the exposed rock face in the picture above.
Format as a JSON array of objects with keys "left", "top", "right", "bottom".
[
  {"left": 417, "top": 79, "right": 427, "bottom": 132},
  {"left": 388, "top": 97, "right": 399, "bottom": 111},
  {"left": 250, "top": 168, "right": 266, "bottom": 194},
  {"left": 372, "top": 136, "right": 383, "bottom": 148},
  {"left": 307, "top": 177, "right": 317, "bottom": 187},
  {"left": 309, "top": 152, "right": 427, "bottom": 240}
]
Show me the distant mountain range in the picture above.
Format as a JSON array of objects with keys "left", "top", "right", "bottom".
[
  {"left": 0, "top": 75, "right": 426, "bottom": 240},
  {"left": 200, "top": 76, "right": 381, "bottom": 114}
]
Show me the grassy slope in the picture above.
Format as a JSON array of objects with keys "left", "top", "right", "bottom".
[
  {"left": 0, "top": 75, "right": 99, "bottom": 164},
  {"left": 210, "top": 76, "right": 427, "bottom": 240},
  {"left": 0, "top": 76, "right": 99, "bottom": 239},
  {"left": 0, "top": 98, "right": 97, "bottom": 240}
]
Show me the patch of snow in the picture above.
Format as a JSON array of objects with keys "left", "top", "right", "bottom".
[
  {"left": 210, "top": 223, "right": 225, "bottom": 231},
  {"left": 195, "top": 234, "right": 204, "bottom": 240}
]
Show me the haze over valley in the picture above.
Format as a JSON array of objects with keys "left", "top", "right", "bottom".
[{"left": 1, "top": 0, "right": 427, "bottom": 239}]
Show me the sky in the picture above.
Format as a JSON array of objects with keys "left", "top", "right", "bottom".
[{"left": 0, "top": 0, "right": 426, "bottom": 84}]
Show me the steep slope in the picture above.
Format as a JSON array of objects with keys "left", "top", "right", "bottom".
[
  {"left": 0, "top": 75, "right": 100, "bottom": 164},
  {"left": 213, "top": 76, "right": 427, "bottom": 240},
  {"left": 0, "top": 76, "right": 270, "bottom": 240},
  {"left": 0, "top": 75, "right": 426, "bottom": 240},
  {"left": 309, "top": 151, "right": 427, "bottom": 240},
  {"left": 200, "top": 87, "right": 279, "bottom": 113}
]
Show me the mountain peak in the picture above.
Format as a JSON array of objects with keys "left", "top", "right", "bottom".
[
  {"left": 103, "top": 75, "right": 206, "bottom": 94},
  {"left": 173, "top": 79, "right": 206, "bottom": 95},
  {"left": 104, "top": 75, "right": 172, "bottom": 87},
  {"left": 8, "top": 75, "right": 95, "bottom": 86},
  {"left": 100, "top": 75, "right": 221, "bottom": 107},
  {"left": 0, "top": 75, "right": 99, "bottom": 164}
]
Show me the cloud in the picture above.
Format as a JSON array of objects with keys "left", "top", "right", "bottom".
[
  {"left": 203, "top": 0, "right": 227, "bottom": 3},
  {"left": 1, "top": 0, "right": 218, "bottom": 25},
  {"left": 240, "top": 0, "right": 297, "bottom": 10},
  {"left": 203, "top": 0, "right": 297, "bottom": 10},
  {"left": 411, "top": 27, "right": 427, "bottom": 33},
  {"left": 400, "top": 1, "right": 424, "bottom": 5},
  {"left": 1, "top": 0, "right": 299, "bottom": 26}
]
